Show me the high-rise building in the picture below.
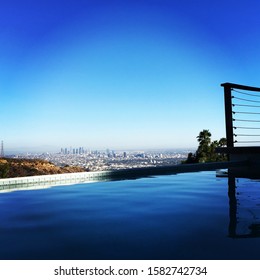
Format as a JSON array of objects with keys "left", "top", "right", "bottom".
[{"left": 0, "top": 140, "right": 4, "bottom": 157}]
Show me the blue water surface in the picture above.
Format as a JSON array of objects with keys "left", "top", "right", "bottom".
[{"left": 0, "top": 171, "right": 260, "bottom": 260}]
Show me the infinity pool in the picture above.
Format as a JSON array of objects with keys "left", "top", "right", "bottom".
[{"left": 0, "top": 171, "right": 260, "bottom": 259}]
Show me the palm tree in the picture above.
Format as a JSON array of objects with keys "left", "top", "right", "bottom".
[
  {"left": 218, "top": 138, "right": 227, "bottom": 147},
  {"left": 195, "top": 130, "right": 212, "bottom": 162},
  {"left": 196, "top": 129, "right": 212, "bottom": 146},
  {"left": 183, "top": 129, "right": 227, "bottom": 164}
]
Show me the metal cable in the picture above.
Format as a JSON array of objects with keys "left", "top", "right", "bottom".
[
  {"left": 233, "top": 103, "right": 260, "bottom": 108},
  {"left": 233, "top": 118, "right": 260, "bottom": 122},
  {"left": 232, "top": 96, "right": 260, "bottom": 103},
  {"left": 232, "top": 111, "right": 260, "bottom": 115},
  {"left": 234, "top": 126, "right": 260, "bottom": 129},
  {"left": 234, "top": 134, "right": 260, "bottom": 137},
  {"left": 234, "top": 140, "right": 260, "bottom": 143},
  {"left": 232, "top": 89, "right": 260, "bottom": 97}
]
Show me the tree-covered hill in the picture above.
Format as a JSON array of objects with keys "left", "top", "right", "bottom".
[{"left": 0, "top": 158, "right": 85, "bottom": 178}]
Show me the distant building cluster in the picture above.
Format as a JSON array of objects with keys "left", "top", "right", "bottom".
[
  {"left": 0, "top": 140, "right": 4, "bottom": 157},
  {"left": 60, "top": 147, "right": 128, "bottom": 159},
  {"left": 61, "top": 147, "right": 85, "bottom": 155},
  {"left": 10, "top": 148, "right": 189, "bottom": 172}
]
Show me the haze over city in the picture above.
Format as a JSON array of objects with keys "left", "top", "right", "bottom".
[{"left": 1, "top": 0, "right": 260, "bottom": 153}]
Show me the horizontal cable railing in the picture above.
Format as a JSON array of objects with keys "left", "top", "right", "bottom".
[
  {"left": 221, "top": 83, "right": 260, "bottom": 147},
  {"left": 232, "top": 88, "right": 260, "bottom": 145}
]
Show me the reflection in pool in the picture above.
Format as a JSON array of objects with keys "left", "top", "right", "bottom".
[{"left": 0, "top": 171, "right": 260, "bottom": 259}]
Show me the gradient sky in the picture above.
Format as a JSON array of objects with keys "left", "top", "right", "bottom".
[{"left": 1, "top": 0, "right": 260, "bottom": 152}]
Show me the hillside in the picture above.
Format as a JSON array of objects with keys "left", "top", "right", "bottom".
[{"left": 0, "top": 158, "right": 86, "bottom": 178}]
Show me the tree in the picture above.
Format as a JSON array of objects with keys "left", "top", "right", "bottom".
[
  {"left": 195, "top": 129, "right": 212, "bottom": 163},
  {"left": 197, "top": 129, "right": 212, "bottom": 146},
  {"left": 0, "top": 163, "right": 9, "bottom": 178},
  {"left": 183, "top": 130, "right": 227, "bottom": 163}
]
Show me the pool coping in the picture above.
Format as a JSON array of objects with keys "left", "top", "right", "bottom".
[{"left": 0, "top": 160, "right": 248, "bottom": 192}]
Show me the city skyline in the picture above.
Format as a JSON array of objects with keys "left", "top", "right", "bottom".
[
  {"left": 3, "top": 142, "right": 193, "bottom": 155},
  {"left": 1, "top": 1, "right": 260, "bottom": 152}
]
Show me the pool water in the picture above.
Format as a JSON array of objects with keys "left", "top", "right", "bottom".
[{"left": 0, "top": 171, "right": 260, "bottom": 260}]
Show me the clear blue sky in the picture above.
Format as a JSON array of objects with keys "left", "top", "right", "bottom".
[{"left": 1, "top": 0, "right": 260, "bottom": 152}]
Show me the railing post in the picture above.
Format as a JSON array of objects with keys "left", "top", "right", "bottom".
[{"left": 222, "top": 83, "right": 234, "bottom": 148}]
